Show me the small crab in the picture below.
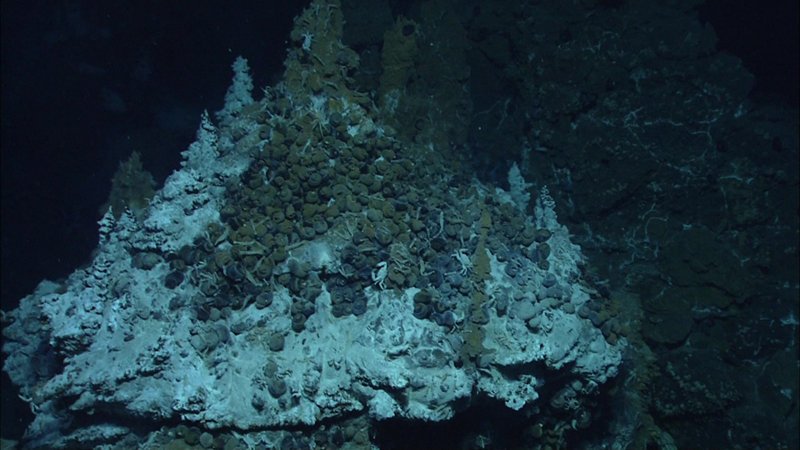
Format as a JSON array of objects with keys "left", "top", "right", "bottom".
[
  {"left": 372, "top": 261, "right": 388, "bottom": 290},
  {"left": 452, "top": 249, "right": 472, "bottom": 276}
]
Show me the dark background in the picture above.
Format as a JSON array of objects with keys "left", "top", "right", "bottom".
[{"left": 1, "top": 0, "right": 797, "bottom": 442}]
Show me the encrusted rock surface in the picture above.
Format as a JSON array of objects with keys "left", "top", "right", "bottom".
[{"left": 2, "top": 1, "right": 623, "bottom": 448}]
